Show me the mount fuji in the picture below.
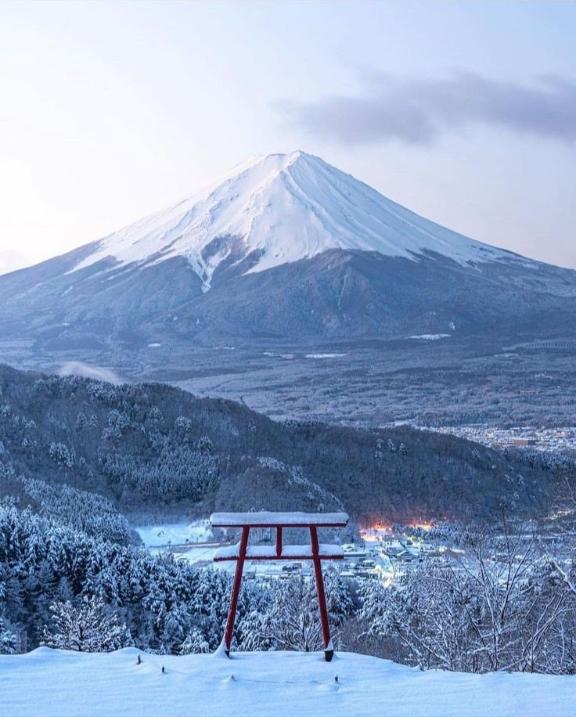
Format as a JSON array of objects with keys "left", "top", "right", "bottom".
[
  {"left": 69, "top": 151, "right": 516, "bottom": 290},
  {"left": 0, "top": 151, "right": 574, "bottom": 351}
]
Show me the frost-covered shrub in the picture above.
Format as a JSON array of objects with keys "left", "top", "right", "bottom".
[
  {"left": 358, "top": 543, "right": 576, "bottom": 674},
  {"left": 239, "top": 570, "right": 354, "bottom": 653}
]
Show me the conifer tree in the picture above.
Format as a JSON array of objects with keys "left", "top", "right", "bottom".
[{"left": 43, "top": 596, "right": 131, "bottom": 652}]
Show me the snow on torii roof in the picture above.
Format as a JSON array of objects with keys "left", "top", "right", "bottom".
[{"left": 210, "top": 511, "right": 349, "bottom": 528}]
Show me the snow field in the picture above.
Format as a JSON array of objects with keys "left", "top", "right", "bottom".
[
  {"left": 135, "top": 520, "right": 213, "bottom": 548},
  {"left": 1, "top": 648, "right": 574, "bottom": 717}
]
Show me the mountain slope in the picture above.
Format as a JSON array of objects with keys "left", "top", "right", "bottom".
[
  {"left": 68, "top": 151, "right": 518, "bottom": 289},
  {"left": 0, "top": 364, "right": 555, "bottom": 522},
  {"left": 0, "top": 151, "right": 574, "bottom": 349}
]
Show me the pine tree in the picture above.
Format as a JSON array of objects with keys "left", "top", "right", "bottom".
[
  {"left": 0, "top": 617, "right": 18, "bottom": 654},
  {"left": 43, "top": 596, "right": 131, "bottom": 652},
  {"left": 179, "top": 628, "right": 210, "bottom": 654}
]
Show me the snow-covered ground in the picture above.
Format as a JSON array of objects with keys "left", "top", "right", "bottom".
[
  {"left": 134, "top": 521, "right": 305, "bottom": 576},
  {"left": 409, "top": 334, "right": 451, "bottom": 341},
  {"left": 305, "top": 353, "right": 348, "bottom": 359},
  {"left": 1, "top": 648, "right": 574, "bottom": 717},
  {"left": 135, "top": 520, "right": 213, "bottom": 548}
]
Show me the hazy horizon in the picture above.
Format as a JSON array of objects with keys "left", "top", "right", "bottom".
[{"left": 1, "top": 0, "right": 575, "bottom": 274}]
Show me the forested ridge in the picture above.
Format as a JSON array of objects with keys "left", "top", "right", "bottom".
[{"left": 0, "top": 364, "right": 561, "bottom": 527}]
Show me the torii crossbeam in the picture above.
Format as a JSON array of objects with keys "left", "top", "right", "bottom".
[{"left": 210, "top": 511, "right": 349, "bottom": 662}]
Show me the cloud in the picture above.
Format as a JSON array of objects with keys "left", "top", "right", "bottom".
[
  {"left": 58, "top": 362, "right": 123, "bottom": 385},
  {"left": 278, "top": 72, "right": 576, "bottom": 146}
]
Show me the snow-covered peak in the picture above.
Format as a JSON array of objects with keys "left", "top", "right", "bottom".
[{"left": 73, "top": 151, "right": 516, "bottom": 289}]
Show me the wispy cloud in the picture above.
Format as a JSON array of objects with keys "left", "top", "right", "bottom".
[
  {"left": 58, "top": 362, "right": 123, "bottom": 385},
  {"left": 278, "top": 72, "right": 576, "bottom": 146}
]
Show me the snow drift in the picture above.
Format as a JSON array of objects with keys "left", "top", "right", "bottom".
[{"left": 1, "top": 647, "right": 574, "bottom": 717}]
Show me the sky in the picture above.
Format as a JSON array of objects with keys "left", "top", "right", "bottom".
[{"left": 0, "top": 0, "right": 575, "bottom": 274}]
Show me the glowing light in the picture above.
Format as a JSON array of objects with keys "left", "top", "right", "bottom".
[
  {"left": 408, "top": 521, "right": 433, "bottom": 532},
  {"left": 372, "top": 522, "right": 392, "bottom": 532},
  {"left": 361, "top": 532, "right": 380, "bottom": 543},
  {"left": 360, "top": 519, "right": 436, "bottom": 540},
  {"left": 360, "top": 522, "right": 393, "bottom": 543}
]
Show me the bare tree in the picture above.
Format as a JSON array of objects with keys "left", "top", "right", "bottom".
[{"left": 360, "top": 524, "right": 576, "bottom": 674}]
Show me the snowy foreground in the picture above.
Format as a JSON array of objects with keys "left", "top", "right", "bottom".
[{"left": 1, "top": 648, "right": 575, "bottom": 717}]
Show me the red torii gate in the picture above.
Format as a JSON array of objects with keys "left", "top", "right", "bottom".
[{"left": 210, "top": 511, "right": 349, "bottom": 662}]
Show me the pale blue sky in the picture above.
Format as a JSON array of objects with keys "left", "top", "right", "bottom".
[{"left": 0, "top": 0, "right": 575, "bottom": 273}]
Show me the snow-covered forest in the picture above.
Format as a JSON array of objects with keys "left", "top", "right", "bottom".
[
  {"left": 1, "top": 503, "right": 576, "bottom": 675},
  {"left": 1, "top": 367, "right": 575, "bottom": 674},
  {"left": 0, "top": 504, "right": 353, "bottom": 655},
  {"left": 0, "top": 365, "right": 565, "bottom": 524}
]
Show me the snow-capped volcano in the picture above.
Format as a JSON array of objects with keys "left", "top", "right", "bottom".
[
  {"left": 0, "top": 150, "right": 574, "bottom": 350},
  {"left": 72, "top": 151, "right": 514, "bottom": 290}
]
